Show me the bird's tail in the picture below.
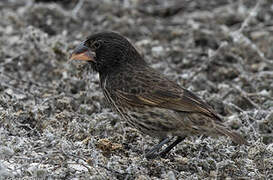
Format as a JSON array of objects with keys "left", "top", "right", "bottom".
[{"left": 215, "top": 125, "right": 248, "bottom": 145}]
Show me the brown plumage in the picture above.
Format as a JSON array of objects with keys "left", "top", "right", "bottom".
[{"left": 70, "top": 32, "right": 248, "bottom": 158}]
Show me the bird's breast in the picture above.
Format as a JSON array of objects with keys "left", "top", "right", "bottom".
[{"left": 104, "top": 93, "right": 181, "bottom": 138}]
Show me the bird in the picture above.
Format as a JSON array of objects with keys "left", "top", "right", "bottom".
[{"left": 70, "top": 31, "right": 248, "bottom": 159}]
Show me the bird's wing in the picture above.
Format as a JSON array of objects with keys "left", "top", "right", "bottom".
[
  {"left": 115, "top": 76, "right": 249, "bottom": 144},
  {"left": 115, "top": 75, "right": 222, "bottom": 122}
]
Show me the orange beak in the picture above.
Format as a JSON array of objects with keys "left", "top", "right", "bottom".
[{"left": 69, "top": 42, "right": 96, "bottom": 62}]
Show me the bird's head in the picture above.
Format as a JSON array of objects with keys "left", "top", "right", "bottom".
[{"left": 70, "top": 32, "right": 144, "bottom": 74}]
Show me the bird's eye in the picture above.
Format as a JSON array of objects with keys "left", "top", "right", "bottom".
[{"left": 92, "top": 41, "right": 101, "bottom": 49}]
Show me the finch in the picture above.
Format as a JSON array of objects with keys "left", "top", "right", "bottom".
[{"left": 70, "top": 32, "right": 247, "bottom": 158}]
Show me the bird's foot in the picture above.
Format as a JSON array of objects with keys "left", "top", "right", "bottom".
[
  {"left": 145, "top": 137, "right": 171, "bottom": 159},
  {"left": 145, "top": 136, "right": 185, "bottom": 159}
]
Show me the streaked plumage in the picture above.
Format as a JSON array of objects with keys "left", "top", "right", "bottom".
[{"left": 70, "top": 32, "right": 247, "bottom": 158}]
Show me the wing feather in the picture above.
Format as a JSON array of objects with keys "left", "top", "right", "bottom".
[
  {"left": 111, "top": 67, "right": 221, "bottom": 122},
  {"left": 116, "top": 87, "right": 221, "bottom": 122}
]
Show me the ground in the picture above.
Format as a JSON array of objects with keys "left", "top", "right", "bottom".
[{"left": 0, "top": 0, "right": 273, "bottom": 179}]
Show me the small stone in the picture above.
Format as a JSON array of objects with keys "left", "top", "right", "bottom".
[
  {"left": 136, "top": 175, "right": 149, "bottom": 180},
  {"left": 0, "top": 146, "right": 14, "bottom": 159},
  {"left": 152, "top": 46, "right": 164, "bottom": 56},
  {"left": 167, "top": 171, "right": 176, "bottom": 180}
]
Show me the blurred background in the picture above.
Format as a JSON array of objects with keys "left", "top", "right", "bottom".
[{"left": 0, "top": 0, "right": 272, "bottom": 179}]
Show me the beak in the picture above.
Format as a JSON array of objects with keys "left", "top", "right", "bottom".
[{"left": 69, "top": 42, "right": 96, "bottom": 62}]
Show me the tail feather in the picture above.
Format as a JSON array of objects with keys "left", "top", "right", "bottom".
[{"left": 216, "top": 125, "right": 248, "bottom": 145}]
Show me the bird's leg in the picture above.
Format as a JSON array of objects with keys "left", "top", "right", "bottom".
[
  {"left": 145, "top": 137, "right": 172, "bottom": 159},
  {"left": 158, "top": 136, "right": 185, "bottom": 158}
]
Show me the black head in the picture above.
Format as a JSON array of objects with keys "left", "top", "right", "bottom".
[{"left": 70, "top": 32, "right": 145, "bottom": 74}]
